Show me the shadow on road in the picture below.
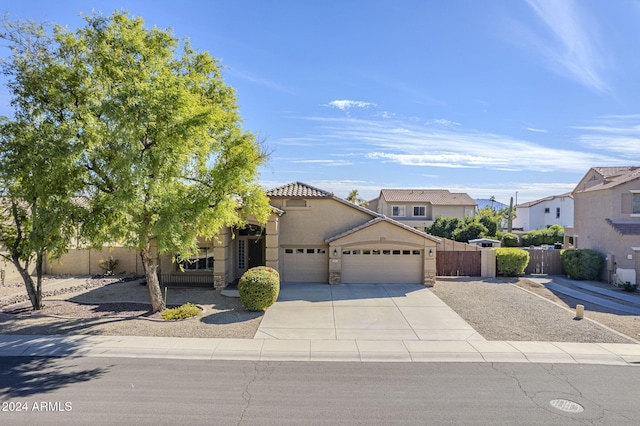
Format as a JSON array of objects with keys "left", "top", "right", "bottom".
[{"left": 0, "top": 355, "right": 108, "bottom": 398}]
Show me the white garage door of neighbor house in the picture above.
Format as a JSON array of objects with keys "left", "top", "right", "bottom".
[
  {"left": 282, "top": 248, "right": 328, "bottom": 282},
  {"left": 342, "top": 248, "right": 423, "bottom": 284}
]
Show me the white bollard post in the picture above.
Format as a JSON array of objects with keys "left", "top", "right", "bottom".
[{"left": 575, "top": 304, "right": 584, "bottom": 319}]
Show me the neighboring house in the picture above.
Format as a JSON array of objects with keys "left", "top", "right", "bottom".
[
  {"left": 468, "top": 238, "right": 501, "bottom": 248},
  {"left": 566, "top": 167, "right": 640, "bottom": 284},
  {"left": 48, "top": 182, "right": 441, "bottom": 287},
  {"left": 513, "top": 193, "right": 574, "bottom": 231},
  {"left": 369, "top": 189, "right": 477, "bottom": 231}
]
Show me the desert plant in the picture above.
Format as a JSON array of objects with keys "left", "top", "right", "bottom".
[
  {"left": 501, "top": 233, "right": 519, "bottom": 247},
  {"left": 495, "top": 248, "right": 530, "bottom": 276},
  {"left": 162, "top": 302, "right": 202, "bottom": 320},
  {"left": 238, "top": 266, "right": 280, "bottom": 312},
  {"left": 561, "top": 249, "right": 603, "bottom": 281},
  {"left": 622, "top": 282, "right": 638, "bottom": 293},
  {"left": 98, "top": 256, "right": 119, "bottom": 276}
]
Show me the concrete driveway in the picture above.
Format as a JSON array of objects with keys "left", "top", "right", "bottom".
[{"left": 255, "top": 283, "right": 485, "bottom": 341}]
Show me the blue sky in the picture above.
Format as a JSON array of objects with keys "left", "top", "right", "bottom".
[{"left": 2, "top": 1, "right": 639, "bottom": 204}]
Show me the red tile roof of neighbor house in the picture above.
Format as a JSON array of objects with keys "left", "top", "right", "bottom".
[
  {"left": 379, "top": 189, "right": 476, "bottom": 206},
  {"left": 266, "top": 182, "right": 333, "bottom": 198},
  {"left": 606, "top": 219, "right": 640, "bottom": 235}
]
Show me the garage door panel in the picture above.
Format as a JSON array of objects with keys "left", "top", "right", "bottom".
[
  {"left": 283, "top": 248, "right": 328, "bottom": 282},
  {"left": 342, "top": 248, "right": 422, "bottom": 284}
]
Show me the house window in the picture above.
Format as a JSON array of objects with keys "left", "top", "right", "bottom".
[
  {"left": 413, "top": 206, "right": 426, "bottom": 217},
  {"left": 391, "top": 205, "right": 405, "bottom": 217},
  {"left": 556, "top": 207, "right": 560, "bottom": 219},
  {"left": 634, "top": 194, "right": 640, "bottom": 214},
  {"left": 544, "top": 208, "right": 550, "bottom": 214},
  {"left": 178, "top": 247, "right": 214, "bottom": 271}
]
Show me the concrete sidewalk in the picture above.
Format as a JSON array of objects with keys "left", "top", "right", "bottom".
[
  {"left": 255, "top": 283, "right": 485, "bottom": 341},
  {"left": 1, "top": 334, "right": 640, "bottom": 365}
]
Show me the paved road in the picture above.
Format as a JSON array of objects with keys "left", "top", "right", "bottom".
[{"left": 1, "top": 357, "right": 639, "bottom": 425}]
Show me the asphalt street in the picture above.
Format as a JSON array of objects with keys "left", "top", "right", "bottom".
[{"left": 1, "top": 357, "right": 639, "bottom": 425}]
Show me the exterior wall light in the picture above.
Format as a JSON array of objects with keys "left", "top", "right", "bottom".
[
  {"left": 333, "top": 249, "right": 338, "bottom": 257},
  {"left": 429, "top": 249, "right": 433, "bottom": 257}
]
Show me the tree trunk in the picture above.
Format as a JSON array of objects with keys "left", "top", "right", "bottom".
[
  {"left": 140, "top": 244, "right": 165, "bottom": 313},
  {"left": 12, "top": 255, "right": 42, "bottom": 310}
]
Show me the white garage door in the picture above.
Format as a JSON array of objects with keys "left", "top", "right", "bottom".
[
  {"left": 342, "top": 248, "right": 423, "bottom": 284},
  {"left": 282, "top": 248, "right": 328, "bottom": 282}
]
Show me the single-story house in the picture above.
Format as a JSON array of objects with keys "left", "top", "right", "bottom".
[
  {"left": 468, "top": 238, "right": 502, "bottom": 248},
  {"left": 47, "top": 182, "right": 441, "bottom": 287}
]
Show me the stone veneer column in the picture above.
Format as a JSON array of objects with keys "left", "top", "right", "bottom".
[
  {"left": 265, "top": 215, "right": 279, "bottom": 273},
  {"left": 328, "top": 244, "right": 341, "bottom": 285},
  {"left": 212, "top": 228, "right": 230, "bottom": 289},
  {"left": 423, "top": 243, "right": 436, "bottom": 286}
]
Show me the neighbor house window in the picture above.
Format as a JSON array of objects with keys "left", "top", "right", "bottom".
[
  {"left": 634, "top": 194, "right": 640, "bottom": 214},
  {"left": 556, "top": 207, "right": 560, "bottom": 219},
  {"left": 544, "top": 208, "right": 550, "bottom": 213},
  {"left": 413, "top": 206, "right": 426, "bottom": 217},
  {"left": 391, "top": 205, "right": 405, "bottom": 217}
]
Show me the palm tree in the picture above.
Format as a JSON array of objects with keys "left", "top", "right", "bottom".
[{"left": 346, "top": 189, "right": 368, "bottom": 207}]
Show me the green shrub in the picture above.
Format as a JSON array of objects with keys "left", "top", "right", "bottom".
[
  {"left": 521, "top": 230, "right": 543, "bottom": 247},
  {"left": 162, "top": 302, "right": 202, "bottom": 320},
  {"left": 622, "top": 282, "right": 638, "bottom": 292},
  {"left": 561, "top": 249, "right": 603, "bottom": 281},
  {"left": 522, "top": 225, "right": 564, "bottom": 247},
  {"left": 238, "top": 266, "right": 280, "bottom": 312},
  {"left": 495, "top": 248, "right": 530, "bottom": 276},
  {"left": 501, "top": 233, "right": 519, "bottom": 247}
]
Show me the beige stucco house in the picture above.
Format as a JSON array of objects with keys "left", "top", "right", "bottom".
[
  {"left": 47, "top": 182, "right": 441, "bottom": 287},
  {"left": 368, "top": 189, "right": 477, "bottom": 231},
  {"left": 566, "top": 167, "right": 640, "bottom": 284}
]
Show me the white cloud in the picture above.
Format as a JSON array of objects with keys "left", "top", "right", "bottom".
[
  {"left": 292, "top": 159, "right": 353, "bottom": 167},
  {"left": 325, "top": 100, "right": 377, "bottom": 111},
  {"left": 428, "top": 118, "right": 462, "bottom": 127},
  {"left": 573, "top": 114, "right": 640, "bottom": 157},
  {"left": 512, "top": 0, "right": 608, "bottom": 93},
  {"left": 526, "top": 127, "right": 548, "bottom": 133},
  {"left": 295, "top": 115, "right": 626, "bottom": 173}
]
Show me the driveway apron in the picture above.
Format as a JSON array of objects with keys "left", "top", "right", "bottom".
[{"left": 255, "top": 283, "right": 485, "bottom": 341}]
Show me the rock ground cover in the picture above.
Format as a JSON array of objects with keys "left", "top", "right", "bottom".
[{"left": 0, "top": 275, "right": 638, "bottom": 343}]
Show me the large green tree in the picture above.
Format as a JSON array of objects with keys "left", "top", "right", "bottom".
[
  {"left": 0, "top": 20, "right": 87, "bottom": 310},
  {"left": 1, "top": 12, "right": 272, "bottom": 313}
]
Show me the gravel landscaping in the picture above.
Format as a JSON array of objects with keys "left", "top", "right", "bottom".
[
  {"left": 0, "top": 275, "right": 638, "bottom": 343},
  {"left": 0, "top": 277, "right": 263, "bottom": 338},
  {"left": 431, "top": 277, "right": 639, "bottom": 344}
]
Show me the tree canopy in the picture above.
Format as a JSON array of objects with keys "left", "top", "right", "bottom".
[{"left": 0, "top": 12, "right": 271, "bottom": 312}]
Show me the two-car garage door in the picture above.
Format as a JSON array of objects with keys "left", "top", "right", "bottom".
[
  {"left": 341, "top": 248, "right": 423, "bottom": 284},
  {"left": 282, "top": 247, "right": 423, "bottom": 284}
]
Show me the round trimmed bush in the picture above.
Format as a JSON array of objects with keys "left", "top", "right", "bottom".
[
  {"left": 238, "top": 266, "right": 280, "bottom": 311},
  {"left": 501, "top": 233, "right": 519, "bottom": 247},
  {"left": 561, "top": 249, "right": 603, "bottom": 281},
  {"left": 495, "top": 248, "right": 530, "bottom": 276}
]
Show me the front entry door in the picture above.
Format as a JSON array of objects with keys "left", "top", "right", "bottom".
[{"left": 248, "top": 238, "right": 265, "bottom": 268}]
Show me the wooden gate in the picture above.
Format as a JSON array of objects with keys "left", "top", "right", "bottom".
[
  {"left": 524, "top": 249, "right": 564, "bottom": 275},
  {"left": 437, "top": 251, "right": 482, "bottom": 276}
]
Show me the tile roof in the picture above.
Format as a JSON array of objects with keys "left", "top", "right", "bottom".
[
  {"left": 266, "top": 182, "right": 333, "bottom": 198},
  {"left": 379, "top": 189, "right": 476, "bottom": 206},
  {"left": 577, "top": 166, "right": 640, "bottom": 193},
  {"left": 606, "top": 219, "right": 640, "bottom": 235},
  {"left": 516, "top": 192, "right": 572, "bottom": 208}
]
